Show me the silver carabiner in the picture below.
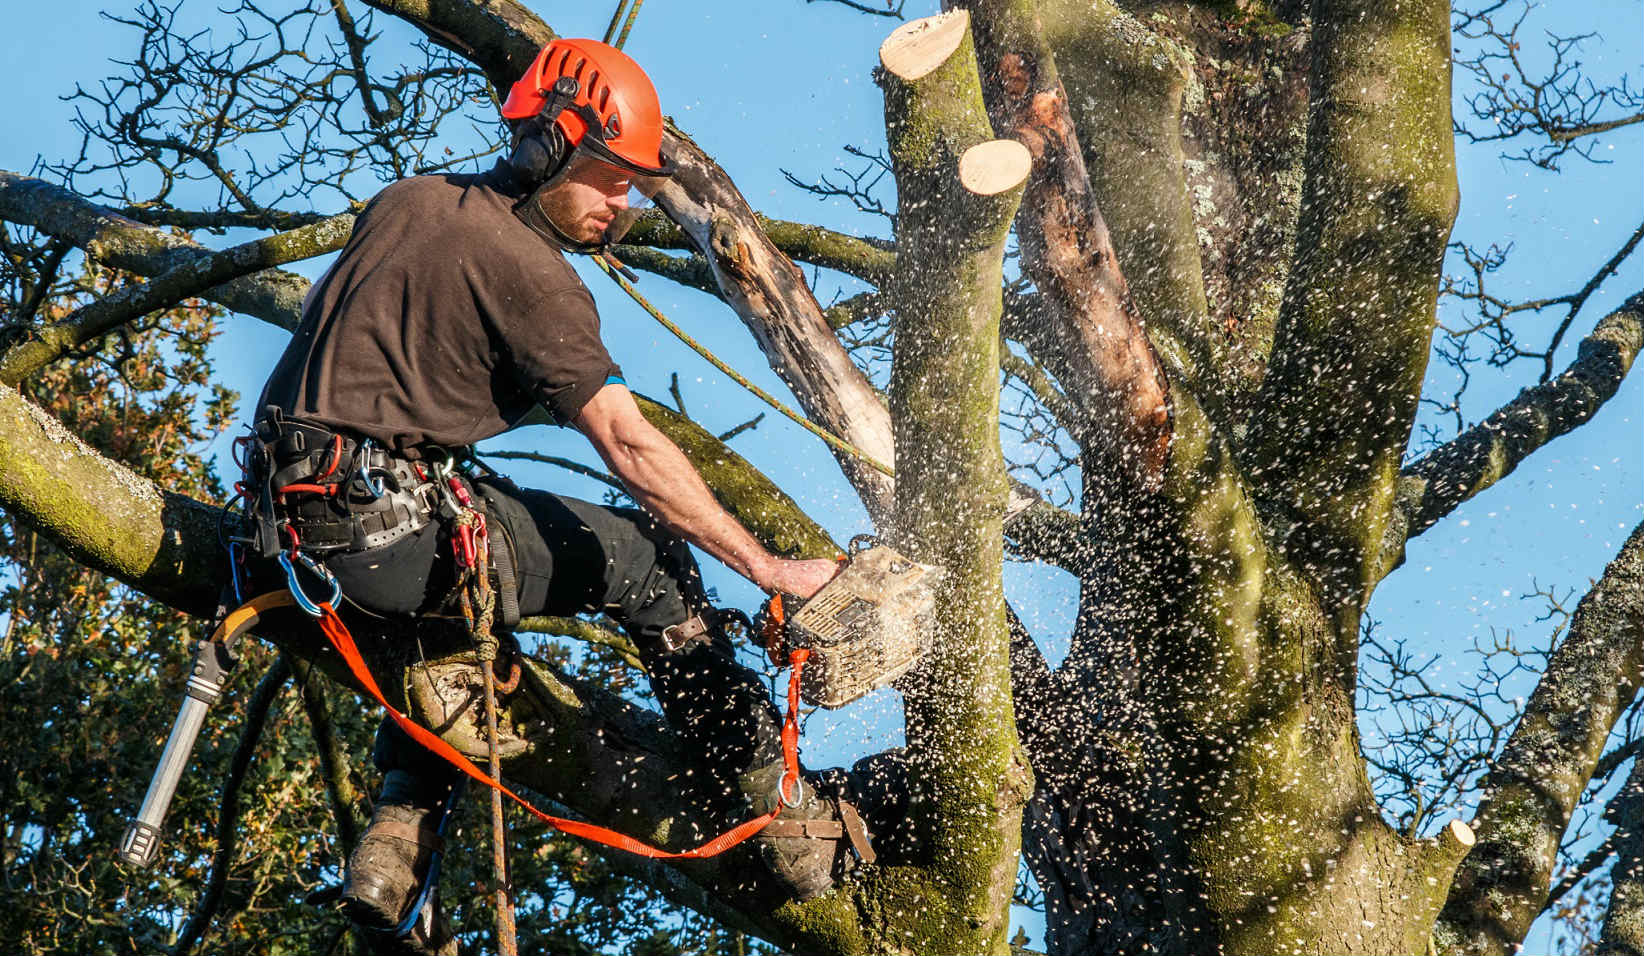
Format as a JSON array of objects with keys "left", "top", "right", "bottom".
[
  {"left": 426, "top": 447, "right": 454, "bottom": 482},
  {"left": 354, "top": 439, "right": 388, "bottom": 499}
]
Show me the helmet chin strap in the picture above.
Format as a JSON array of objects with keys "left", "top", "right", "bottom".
[{"left": 512, "top": 179, "right": 608, "bottom": 255}]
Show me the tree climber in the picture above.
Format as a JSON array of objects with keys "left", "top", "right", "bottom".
[{"left": 243, "top": 38, "right": 879, "bottom": 950}]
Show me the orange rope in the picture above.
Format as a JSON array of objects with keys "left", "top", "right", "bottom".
[{"left": 314, "top": 601, "right": 807, "bottom": 859}]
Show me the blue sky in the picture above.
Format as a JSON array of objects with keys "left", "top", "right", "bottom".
[{"left": 3, "top": 0, "right": 1641, "bottom": 951}]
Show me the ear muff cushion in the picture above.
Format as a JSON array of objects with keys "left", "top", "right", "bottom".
[{"left": 507, "top": 119, "right": 566, "bottom": 190}]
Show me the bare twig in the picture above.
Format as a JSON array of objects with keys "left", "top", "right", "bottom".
[
  {"left": 1453, "top": 0, "right": 1644, "bottom": 170},
  {"left": 481, "top": 450, "right": 623, "bottom": 490}
]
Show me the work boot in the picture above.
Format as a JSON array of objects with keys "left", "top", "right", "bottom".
[
  {"left": 340, "top": 770, "right": 453, "bottom": 936},
  {"left": 738, "top": 760, "right": 878, "bottom": 901},
  {"left": 359, "top": 892, "right": 456, "bottom": 956}
]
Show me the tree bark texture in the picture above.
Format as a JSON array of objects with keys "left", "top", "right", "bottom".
[
  {"left": 1599, "top": 757, "right": 1644, "bottom": 956},
  {"left": 1242, "top": 0, "right": 1459, "bottom": 641},
  {"left": 881, "top": 12, "right": 1032, "bottom": 954},
  {"left": 3, "top": 0, "right": 1644, "bottom": 953},
  {"left": 1393, "top": 298, "right": 1644, "bottom": 545},
  {"left": 1438, "top": 520, "right": 1644, "bottom": 955}
]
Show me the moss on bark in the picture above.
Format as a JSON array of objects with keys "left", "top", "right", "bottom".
[{"left": 881, "top": 12, "right": 1032, "bottom": 953}]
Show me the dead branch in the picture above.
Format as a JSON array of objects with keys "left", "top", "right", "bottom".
[{"left": 955, "top": 0, "right": 1171, "bottom": 492}]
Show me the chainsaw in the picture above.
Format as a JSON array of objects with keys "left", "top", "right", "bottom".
[{"left": 765, "top": 539, "right": 941, "bottom": 709}]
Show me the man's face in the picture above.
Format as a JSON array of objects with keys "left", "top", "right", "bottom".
[{"left": 536, "top": 152, "right": 631, "bottom": 245}]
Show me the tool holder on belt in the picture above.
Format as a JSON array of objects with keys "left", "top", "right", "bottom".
[
  {"left": 232, "top": 409, "right": 442, "bottom": 559},
  {"left": 228, "top": 410, "right": 523, "bottom": 631}
]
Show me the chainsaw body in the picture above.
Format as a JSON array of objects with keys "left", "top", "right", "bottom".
[{"left": 785, "top": 545, "right": 940, "bottom": 709}]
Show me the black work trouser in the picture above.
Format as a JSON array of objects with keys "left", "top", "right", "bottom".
[{"left": 318, "top": 473, "right": 784, "bottom": 805}]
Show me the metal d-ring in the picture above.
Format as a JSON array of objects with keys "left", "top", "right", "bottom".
[
  {"left": 354, "top": 439, "right": 388, "bottom": 499},
  {"left": 278, "top": 550, "right": 342, "bottom": 617},
  {"left": 425, "top": 446, "right": 454, "bottom": 482},
  {"left": 777, "top": 771, "right": 805, "bottom": 810}
]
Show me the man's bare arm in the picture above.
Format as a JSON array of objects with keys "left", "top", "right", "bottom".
[{"left": 573, "top": 383, "right": 839, "bottom": 598}]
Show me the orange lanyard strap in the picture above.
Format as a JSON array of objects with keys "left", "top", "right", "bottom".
[{"left": 313, "top": 600, "right": 809, "bottom": 859}]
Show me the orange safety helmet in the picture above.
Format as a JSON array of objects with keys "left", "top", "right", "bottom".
[{"left": 501, "top": 38, "right": 670, "bottom": 178}]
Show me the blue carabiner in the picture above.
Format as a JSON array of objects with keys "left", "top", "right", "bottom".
[
  {"left": 354, "top": 439, "right": 387, "bottom": 499},
  {"left": 278, "top": 550, "right": 342, "bottom": 617},
  {"left": 227, "top": 541, "right": 245, "bottom": 605}
]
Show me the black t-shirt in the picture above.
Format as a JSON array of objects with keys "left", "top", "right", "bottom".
[{"left": 258, "top": 165, "right": 620, "bottom": 450}]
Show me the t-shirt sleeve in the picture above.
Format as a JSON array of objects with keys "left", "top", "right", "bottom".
[{"left": 489, "top": 281, "right": 622, "bottom": 426}]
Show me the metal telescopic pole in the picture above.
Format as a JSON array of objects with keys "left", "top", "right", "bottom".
[{"left": 117, "top": 637, "right": 234, "bottom": 868}]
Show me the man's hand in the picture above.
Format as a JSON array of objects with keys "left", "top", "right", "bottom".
[{"left": 755, "top": 557, "right": 842, "bottom": 600}]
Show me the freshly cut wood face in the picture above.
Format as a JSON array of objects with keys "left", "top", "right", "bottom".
[
  {"left": 960, "top": 140, "right": 1032, "bottom": 196},
  {"left": 879, "top": 10, "right": 970, "bottom": 81}
]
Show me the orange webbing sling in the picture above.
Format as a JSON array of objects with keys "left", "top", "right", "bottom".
[{"left": 310, "top": 598, "right": 808, "bottom": 859}]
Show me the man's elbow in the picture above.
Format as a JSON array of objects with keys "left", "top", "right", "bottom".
[{"left": 574, "top": 385, "right": 662, "bottom": 472}]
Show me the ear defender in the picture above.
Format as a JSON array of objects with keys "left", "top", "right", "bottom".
[
  {"left": 505, "top": 76, "right": 580, "bottom": 192},
  {"left": 507, "top": 116, "right": 567, "bottom": 191}
]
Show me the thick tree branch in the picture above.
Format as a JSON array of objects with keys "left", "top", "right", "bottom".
[
  {"left": 0, "top": 381, "right": 222, "bottom": 616},
  {"left": 624, "top": 212, "right": 896, "bottom": 287},
  {"left": 607, "top": 244, "right": 722, "bottom": 300},
  {"left": 1439, "top": 521, "right": 1644, "bottom": 954},
  {"left": 955, "top": 0, "right": 1172, "bottom": 492},
  {"left": 0, "top": 214, "right": 352, "bottom": 385},
  {"left": 654, "top": 132, "right": 900, "bottom": 520},
  {"left": 1036, "top": 0, "right": 1215, "bottom": 397},
  {"left": 1599, "top": 757, "right": 1644, "bottom": 956},
  {"left": 882, "top": 12, "right": 1032, "bottom": 951},
  {"left": 1388, "top": 297, "right": 1642, "bottom": 561},
  {"left": 0, "top": 171, "right": 318, "bottom": 330},
  {"left": 120, "top": 205, "right": 352, "bottom": 233},
  {"left": 1242, "top": 0, "right": 1458, "bottom": 632}
]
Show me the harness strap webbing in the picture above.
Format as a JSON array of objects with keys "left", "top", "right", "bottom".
[{"left": 307, "top": 598, "right": 809, "bottom": 860}]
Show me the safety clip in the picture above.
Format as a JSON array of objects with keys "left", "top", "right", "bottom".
[
  {"left": 354, "top": 439, "right": 388, "bottom": 499},
  {"left": 777, "top": 771, "right": 805, "bottom": 810},
  {"left": 278, "top": 550, "right": 342, "bottom": 617}
]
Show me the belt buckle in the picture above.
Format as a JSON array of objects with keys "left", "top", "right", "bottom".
[{"left": 660, "top": 614, "right": 710, "bottom": 653}]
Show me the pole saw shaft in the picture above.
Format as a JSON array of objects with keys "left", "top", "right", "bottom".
[{"left": 118, "top": 636, "right": 235, "bottom": 868}]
